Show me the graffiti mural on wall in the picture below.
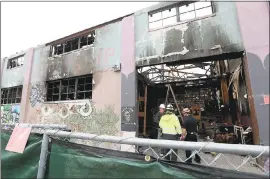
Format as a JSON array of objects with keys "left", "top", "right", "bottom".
[
  {"left": 37, "top": 100, "right": 93, "bottom": 119},
  {"left": 35, "top": 100, "right": 120, "bottom": 136},
  {"left": 29, "top": 83, "right": 45, "bottom": 107},
  {"left": 122, "top": 107, "right": 134, "bottom": 122},
  {"left": 1, "top": 104, "right": 20, "bottom": 123}
]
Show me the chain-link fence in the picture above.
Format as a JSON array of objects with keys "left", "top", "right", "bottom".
[
  {"left": 35, "top": 130, "right": 269, "bottom": 179},
  {"left": 2, "top": 125, "right": 268, "bottom": 178}
]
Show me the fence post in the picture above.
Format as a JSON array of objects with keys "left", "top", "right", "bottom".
[{"left": 37, "top": 134, "right": 49, "bottom": 179}]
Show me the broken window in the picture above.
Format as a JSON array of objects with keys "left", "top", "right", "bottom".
[
  {"left": 76, "top": 75, "right": 92, "bottom": 100},
  {"left": 64, "top": 38, "right": 79, "bottom": 53},
  {"left": 180, "top": 2, "right": 213, "bottom": 20},
  {"left": 46, "top": 74, "right": 93, "bottom": 101},
  {"left": 7, "top": 56, "right": 25, "bottom": 69},
  {"left": 49, "top": 31, "right": 95, "bottom": 57},
  {"left": 148, "top": 2, "right": 213, "bottom": 30},
  {"left": 1, "top": 86, "right": 23, "bottom": 104},
  {"left": 149, "top": 8, "right": 177, "bottom": 29}
]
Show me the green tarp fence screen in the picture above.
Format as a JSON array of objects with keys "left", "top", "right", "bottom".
[
  {"left": 1, "top": 131, "right": 268, "bottom": 178},
  {"left": 47, "top": 139, "right": 268, "bottom": 179},
  {"left": 1, "top": 131, "right": 43, "bottom": 179}
]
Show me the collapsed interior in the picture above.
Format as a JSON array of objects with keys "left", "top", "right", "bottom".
[{"left": 137, "top": 53, "right": 254, "bottom": 144}]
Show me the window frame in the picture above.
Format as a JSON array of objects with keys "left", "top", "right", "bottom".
[
  {"left": 6, "top": 55, "right": 25, "bottom": 70},
  {"left": 49, "top": 31, "right": 95, "bottom": 57},
  {"left": 45, "top": 74, "right": 93, "bottom": 102},
  {"left": 148, "top": 1, "right": 214, "bottom": 31},
  {"left": 1, "top": 86, "right": 23, "bottom": 104}
]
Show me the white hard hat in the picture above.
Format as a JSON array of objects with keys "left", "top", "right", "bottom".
[
  {"left": 166, "top": 104, "right": 174, "bottom": 111},
  {"left": 159, "top": 104, "right": 165, "bottom": 109}
]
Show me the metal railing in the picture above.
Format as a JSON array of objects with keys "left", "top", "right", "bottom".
[
  {"left": 2, "top": 123, "right": 68, "bottom": 130},
  {"left": 1, "top": 123, "right": 70, "bottom": 134}
]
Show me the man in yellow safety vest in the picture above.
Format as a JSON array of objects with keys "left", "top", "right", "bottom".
[{"left": 159, "top": 104, "right": 182, "bottom": 161}]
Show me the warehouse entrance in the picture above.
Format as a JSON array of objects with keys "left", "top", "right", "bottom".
[{"left": 137, "top": 53, "right": 253, "bottom": 144}]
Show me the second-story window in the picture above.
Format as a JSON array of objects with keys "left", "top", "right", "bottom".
[
  {"left": 50, "top": 31, "right": 95, "bottom": 57},
  {"left": 149, "top": 1, "right": 213, "bottom": 30},
  {"left": 46, "top": 74, "right": 93, "bottom": 101},
  {"left": 7, "top": 56, "right": 24, "bottom": 69},
  {"left": 1, "top": 86, "right": 23, "bottom": 104},
  {"left": 149, "top": 8, "right": 177, "bottom": 29}
]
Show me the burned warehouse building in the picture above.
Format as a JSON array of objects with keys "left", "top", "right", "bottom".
[{"left": 1, "top": 1, "right": 269, "bottom": 148}]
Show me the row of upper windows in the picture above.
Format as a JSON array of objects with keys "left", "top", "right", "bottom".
[
  {"left": 1, "top": 74, "right": 93, "bottom": 105},
  {"left": 148, "top": 1, "right": 213, "bottom": 30},
  {"left": 49, "top": 31, "right": 95, "bottom": 57},
  {"left": 5, "top": 32, "right": 96, "bottom": 70},
  {"left": 5, "top": 2, "right": 213, "bottom": 70}
]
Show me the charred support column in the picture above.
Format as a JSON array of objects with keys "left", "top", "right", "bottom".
[
  {"left": 219, "top": 60, "right": 231, "bottom": 124},
  {"left": 235, "top": 2, "right": 269, "bottom": 146},
  {"left": 19, "top": 48, "right": 35, "bottom": 123},
  {"left": 120, "top": 16, "right": 137, "bottom": 136}
]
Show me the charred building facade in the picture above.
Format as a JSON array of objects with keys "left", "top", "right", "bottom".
[{"left": 1, "top": 2, "right": 269, "bottom": 146}]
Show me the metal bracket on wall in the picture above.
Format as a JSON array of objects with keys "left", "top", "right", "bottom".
[{"left": 112, "top": 63, "right": 121, "bottom": 72}]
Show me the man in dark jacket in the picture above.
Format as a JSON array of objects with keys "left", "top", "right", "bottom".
[
  {"left": 154, "top": 104, "right": 165, "bottom": 139},
  {"left": 182, "top": 108, "right": 201, "bottom": 164}
]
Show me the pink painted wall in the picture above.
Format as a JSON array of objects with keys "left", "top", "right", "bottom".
[
  {"left": 92, "top": 70, "right": 121, "bottom": 121},
  {"left": 236, "top": 2, "right": 269, "bottom": 59},
  {"left": 19, "top": 48, "right": 35, "bottom": 123},
  {"left": 120, "top": 15, "right": 137, "bottom": 132},
  {"left": 236, "top": 2, "right": 269, "bottom": 145},
  {"left": 121, "top": 16, "right": 135, "bottom": 77}
]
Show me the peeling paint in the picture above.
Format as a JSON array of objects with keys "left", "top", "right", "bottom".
[
  {"left": 211, "top": 45, "right": 222, "bottom": 50},
  {"left": 136, "top": 46, "right": 190, "bottom": 62}
]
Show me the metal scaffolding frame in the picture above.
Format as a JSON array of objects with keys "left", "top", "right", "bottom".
[{"left": 36, "top": 130, "right": 269, "bottom": 179}]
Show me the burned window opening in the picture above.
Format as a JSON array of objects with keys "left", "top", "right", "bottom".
[
  {"left": 1, "top": 86, "right": 23, "bottom": 104},
  {"left": 50, "top": 31, "right": 95, "bottom": 57},
  {"left": 46, "top": 74, "right": 93, "bottom": 101},
  {"left": 148, "top": 1, "right": 213, "bottom": 30},
  {"left": 7, "top": 56, "right": 24, "bottom": 69}
]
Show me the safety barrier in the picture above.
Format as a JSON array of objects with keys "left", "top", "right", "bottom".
[{"left": 36, "top": 130, "right": 269, "bottom": 178}]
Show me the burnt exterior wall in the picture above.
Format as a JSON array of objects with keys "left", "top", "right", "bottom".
[
  {"left": 1, "top": 52, "right": 26, "bottom": 88},
  {"left": 23, "top": 20, "right": 124, "bottom": 142},
  {"left": 135, "top": 2, "right": 244, "bottom": 66},
  {"left": 1, "top": 2, "right": 268, "bottom": 146},
  {"left": 0, "top": 17, "right": 134, "bottom": 148}
]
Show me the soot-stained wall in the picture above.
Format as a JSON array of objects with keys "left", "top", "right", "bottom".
[
  {"left": 22, "top": 20, "right": 124, "bottom": 144},
  {"left": 135, "top": 2, "right": 244, "bottom": 66},
  {"left": 1, "top": 52, "right": 26, "bottom": 88}
]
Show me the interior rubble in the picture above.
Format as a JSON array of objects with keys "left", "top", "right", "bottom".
[{"left": 137, "top": 54, "right": 253, "bottom": 144}]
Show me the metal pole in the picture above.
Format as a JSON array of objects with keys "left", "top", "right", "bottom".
[
  {"left": 2, "top": 123, "right": 68, "bottom": 129},
  {"left": 165, "top": 85, "right": 170, "bottom": 107},
  {"left": 37, "top": 134, "right": 49, "bottom": 179},
  {"left": 45, "top": 130, "right": 269, "bottom": 157},
  {"left": 169, "top": 85, "right": 184, "bottom": 123}
]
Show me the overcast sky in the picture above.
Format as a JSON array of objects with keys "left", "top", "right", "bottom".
[{"left": 1, "top": 2, "right": 158, "bottom": 58}]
